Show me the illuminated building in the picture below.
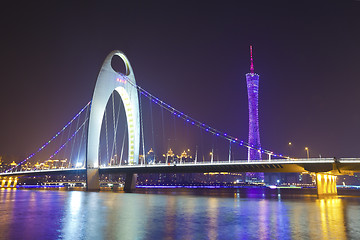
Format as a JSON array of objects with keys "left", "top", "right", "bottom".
[
  {"left": 177, "top": 150, "right": 191, "bottom": 164},
  {"left": 246, "top": 46, "right": 263, "bottom": 182},
  {"left": 163, "top": 148, "right": 175, "bottom": 164},
  {"left": 246, "top": 45, "right": 261, "bottom": 160}
]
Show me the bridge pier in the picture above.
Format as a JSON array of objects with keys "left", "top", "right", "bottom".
[
  {"left": 7, "top": 177, "right": 12, "bottom": 188},
  {"left": 86, "top": 168, "right": 100, "bottom": 191},
  {"left": 316, "top": 173, "right": 337, "bottom": 196},
  {"left": 0, "top": 177, "right": 17, "bottom": 188},
  {"left": 124, "top": 173, "right": 137, "bottom": 193},
  {"left": 12, "top": 178, "right": 17, "bottom": 188}
]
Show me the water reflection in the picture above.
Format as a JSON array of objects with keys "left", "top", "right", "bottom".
[
  {"left": 207, "top": 198, "right": 218, "bottom": 240},
  {"left": 0, "top": 189, "right": 17, "bottom": 239},
  {"left": 317, "top": 198, "right": 346, "bottom": 239},
  {"left": 61, "top": 191, "right": 83, "bottom": 239},
  {"left": 258, "top": 200, "right": 269, "bottom": 239},
  {"left": 288, "top": 197, "right": 348, "bottom": 239},
  {"left": 183, "top": 197, "right": 195, "bottom": 239},
  {"left": 0, "top": 189, "right": 359, "bottom": 239}
]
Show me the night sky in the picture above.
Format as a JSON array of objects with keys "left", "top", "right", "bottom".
[{"left": 1, "top": 1, "right": 360, "bottom": 161}]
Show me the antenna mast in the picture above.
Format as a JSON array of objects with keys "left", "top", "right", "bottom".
[{"left": 250, "top": 45, "right": 254, "bottom": 74}]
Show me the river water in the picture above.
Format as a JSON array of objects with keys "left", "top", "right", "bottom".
[{"left": 1, "top": 188, "right": 360, "bottom": 239}]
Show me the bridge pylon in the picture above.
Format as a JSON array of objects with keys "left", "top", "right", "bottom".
[{"left": 86, "top": 50, "right": 140, "bottom": 191}]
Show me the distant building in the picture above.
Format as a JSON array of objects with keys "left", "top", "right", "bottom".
[
  {"left": 264, "top": 173, "right": 302, "bottom": 185},
  {"left": 0, "top": 157, "right": 11, "bottom": 172}
]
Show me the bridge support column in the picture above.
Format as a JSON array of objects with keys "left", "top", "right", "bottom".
[
  {"left": 86, "top": 168, "right": 100, "bottom": 191},
  {"left": 1, "top": 179, "right": 5, "bottom": 187},
  {"left": 7, "top": 178, "right": 12, "bottom": 188},
  {"left": 124, "top": 173, "right": 137, "bottom": 193},
  {"left": 13, "top": 178, "right": 18, "bottom": 188},
  {"left": 316, "top": 173, "right": 337, "bottom": 196}
]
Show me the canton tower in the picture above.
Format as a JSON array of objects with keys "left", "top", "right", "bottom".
[{"left": 246, "top": 45, "right": 262, "bottom": 161}]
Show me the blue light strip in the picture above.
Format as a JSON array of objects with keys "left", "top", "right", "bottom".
[{"left": 6, "top": 101, "right": 91, "bottom": 172}]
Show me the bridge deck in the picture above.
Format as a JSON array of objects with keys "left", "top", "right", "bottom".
[{"left": 2, "top": 158, "right": 360, "bottom": 177}]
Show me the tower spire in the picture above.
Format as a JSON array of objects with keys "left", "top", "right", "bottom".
[{"left": 250, "top": 45, "right": 254, "bottom": 74}]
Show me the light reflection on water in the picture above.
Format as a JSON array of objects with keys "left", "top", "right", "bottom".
[{"left": 1, "top": 188, "right": 360, "bottom": 239}]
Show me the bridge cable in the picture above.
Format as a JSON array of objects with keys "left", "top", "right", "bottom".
[
  {"left": 149, "top": 98, "right": 156, "bottom": 163},
  {"left": 185, "top": 117, "right": 190, "bottom": 163},
  {"left": 215, "top": 136, "right": 219, "bottom": 162},
  {"left": 125, "top": 80, "right": 290, "bottom": 160},
  {"left": 49, "top": 118, "right": 89, "bottom": 161},
  {"left": 5, "top": 102, "right": 90, "bottom": 172},
  {"left": 69, "top": 109, "right": 81, "bottom": 166},
  {"left": 119, "top": 128, "right": 126, "bottom": 165},
  {"left": 173, "top": 113, "right": 177, "bottom": 150},
  {"left": 110, "top": 92, "right": 121, "bottom": 165},
  {"left": 195, "top": 145, "right": 198, "bottom": 163},
  {"left": 57, "top": 119, "right": 65, "bottom": 162},
  {"left": 64, "top": 117, "right": 74, "bottom": 167},
  {"left": 104, "top": 110, "right": 110, "bottom": 165},
  {"left": 110, "top": 92, "right": 118, "bottom": 165},
  {"left": 228, "top": 140, "right": 232, "bottom": 163},
  {"left": 161, "top": 106, "right": 166, "bottom": 162},
  {"left": 139, "top": 93, "right": 146, "bottom": 165},
  {"left": 200, "top": 128, "right": 204, "bottom": 163},
  {"left": 211, "top": 133, "right": 215, "bottom": 164},
  {"left": 76, "top": 105, "right": 90, "bottom": 167}
]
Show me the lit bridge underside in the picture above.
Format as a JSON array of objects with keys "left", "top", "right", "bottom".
[{"left": 2, "top": 158, "right": 360, "bottom": 178}]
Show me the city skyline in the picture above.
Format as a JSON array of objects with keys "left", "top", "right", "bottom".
[{"left": 0, "top": 2, "right": 360, "bottom": 160}]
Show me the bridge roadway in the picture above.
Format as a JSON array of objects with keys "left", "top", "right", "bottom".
[{"left": 2, "top": 158, "right": 360, "bottom": 178}]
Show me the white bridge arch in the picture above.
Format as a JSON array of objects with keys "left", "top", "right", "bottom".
[{"left": 86, "top": 50, "right": 140, "bottom": 191}]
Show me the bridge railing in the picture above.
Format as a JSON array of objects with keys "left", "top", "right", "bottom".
[
  {"left": 337, "top": 158, "right": 360, "bottom": 162},
  {"left": 100, "top": 157, "right": 338, "bottom": 168}
]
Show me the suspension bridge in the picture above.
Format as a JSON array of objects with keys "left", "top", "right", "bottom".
[{"left": 1, "top": 50, "right": 360, "bottom": 195}]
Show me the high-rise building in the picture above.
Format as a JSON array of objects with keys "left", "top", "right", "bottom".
[
  {"left": 246, "top": 46, "right": 263, "bottom": 182},
  {"left": 246, "top": 46, "right": 261, "bottom": 160}
]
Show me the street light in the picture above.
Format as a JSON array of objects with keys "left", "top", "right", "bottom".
[
  {"left": 288, "top": 142, "right": 293, "bottom": 156},
  {"left": 305, "top": 147, "right": 309, "bottom": 159}
]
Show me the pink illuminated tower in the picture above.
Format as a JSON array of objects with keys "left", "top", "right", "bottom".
[
  {"left": 246, "top": 46, "right": 263, "bottom": 182},
  {"left": 246, "top": 46, "right": 261, "bottom": 161}
]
